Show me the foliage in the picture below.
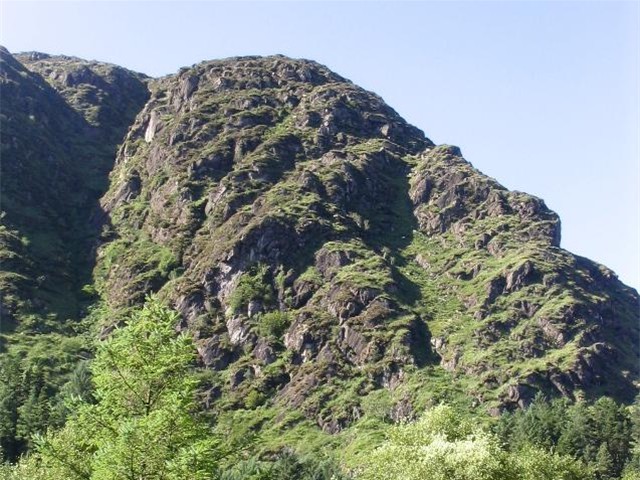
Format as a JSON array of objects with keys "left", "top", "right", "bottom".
[
  {"left": 496, "top": 395, "right": 634, "bottom": 479},
  {"left": 244, "top": 390, "right": 266, "bottom": 409},
  {"left": 218, "top": 450, "right": 349, "bottom": 480},
  {"left": 0, "top": 335, "right": 92, "bottom": 462},
  {"left": 623, "top": 397, "right": 640, "bottom": 478},
  {"left": 355, "top": 404, "right": 593, "bottom": 480},
  {"left": 256, "top": 311, "right": 291, "bottom": 339},
  {"left": 11, "top": 298, "right": 221, "bottom": 479},
  {"left": 228, "top": 264, "right": 275, "bottom": 314}
]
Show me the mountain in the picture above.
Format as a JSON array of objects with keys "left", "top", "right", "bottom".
[
  {"left": 0, "top": 48, "right": 638, "bottom": 453},
  {"left": 0, "top": 48, "right": 148, "bottom": 330},
  {"left": 0, "top": 47, "right": 148, "bottom": 457}
]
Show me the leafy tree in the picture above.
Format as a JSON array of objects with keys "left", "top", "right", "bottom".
[
  {"left": 16, "top": 297, "right": 221, "bottom": 479},
  {"left": 0, "top": 459, "right": 50, "bottom": 480},
  {"left": 356, "top": 404, "right": 507, "bottom": 480},
  {"left": 356, "top": 404, "right": 593, "bottom": 480}
]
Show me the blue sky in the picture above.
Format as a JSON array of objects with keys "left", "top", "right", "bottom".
[{"left": 2, "top": 1, "right": 639, "bottom": 290}]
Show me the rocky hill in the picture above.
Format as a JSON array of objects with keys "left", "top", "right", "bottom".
[
  {"left": 0, "top": 48, "right": 148, "bottom": 329},
  {"left": 1, "top": 48, "right": 638, "bottom": 450}
]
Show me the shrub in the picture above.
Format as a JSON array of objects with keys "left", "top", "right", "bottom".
[
  {"left": 356, "top": 404, "right": 593, "bottom": 480},
  {"left": 245, "top": 390, "right": 266, "bottom": 409},
  {"left": 257, "top": 311, "right": 290, "bottom": 339},
  {"left": 228, "top": 264, "right": 275, "bottom": 314}
]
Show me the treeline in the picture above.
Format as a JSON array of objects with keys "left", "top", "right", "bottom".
[
  {"left": 357, "top": 401, "right": 639, "bottom": 480},
  {"left": 0, "top": 299, "right": 638, "bottom": 479},
  {"left": 0, "top": 332, "right": 93, "bottom": 462},
  {"left": 495, "top": 394, "right": 637, "bottom": 479}
]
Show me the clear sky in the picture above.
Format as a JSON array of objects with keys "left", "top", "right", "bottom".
[{"left": 2, "top": 1, "right": 639, "bottom": 290}]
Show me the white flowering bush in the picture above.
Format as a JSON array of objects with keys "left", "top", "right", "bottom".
[{"left": 356, "top": 404, "right": 593, "bottom": 480}]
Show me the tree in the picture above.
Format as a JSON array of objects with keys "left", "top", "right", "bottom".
[
  {"left": 508, "top": 395, "right": 567, "bottom": 451},
  {"left": 622, "top": 397, "right": 640, "bottom": 478},
  {"left": 356, "top": 405, "right": 509, "bottom": 480},
  {"left": 0, "top": 356, "right": 23, "bottom": 462},
  {"left": 20, "top": 297, "right": 221, "bottom": 480},
  {"left": 218, "top": 451, "right": 349, "bottom": 480},
  {"left": 514, "top": 445, "right": 594, "bottom": 480},
  {"left": 590, "top": 397, "right": 632, "bottom": 478},
  {"left": 16, "top": 368, "right": 50, "bottom": 451},
  {"left": 557, "top": 402, "right": 594, "bottom": 459},
  {"left": 595, "top": 443, "right": 615, "bottom": 480},
  {"left": 48, "top": 360, "right": 95, "bottom": 428},
  {"left": 356, "top": 404, "right": 593, "bottom": 480}
]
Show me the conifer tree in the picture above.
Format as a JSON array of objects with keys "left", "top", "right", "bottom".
[{"left": 19, "top": 297, "right": 221, "bottom": 480}]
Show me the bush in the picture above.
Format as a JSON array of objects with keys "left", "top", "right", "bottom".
[
  {"left": 245, "top": 390, "right": 266, "bottom": 409},
  {"left": 228, "top": 264, "right": 274, "bottom": 314},
  {"left": 256, "top": 311, "right": 290, "bottom": 339},
  {"left": 355, "top": 404, "right": 593, "bottom": 480}
]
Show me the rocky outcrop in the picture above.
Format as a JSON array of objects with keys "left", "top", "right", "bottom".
[
  {"left": 408, "top": 146, "right": 638, "bottom": 407},
  {"left": 3, "top": 49, "right": 637, "bottom": 438},
  {"left": 93, "top": 55, "right": 638, "bottom": 424},
  {"left": 410, "top": 145, "right": 561, "bottom": 247}
]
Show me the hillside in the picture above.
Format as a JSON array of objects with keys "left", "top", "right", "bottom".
[
  {"left": 1, "top": 47, "right": 148, "bottom": 330},
  {"left": 0, "top": 47, "right": 149, "bottom": 458},
  {"left": 96, "top": 54, "right": 638, "bottom": 417},
  {"left": 0, "top": 49, "right": 638, "bottom": 471}
]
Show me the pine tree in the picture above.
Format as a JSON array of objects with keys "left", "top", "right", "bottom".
[
  {"left": 509, "top": 395, "right": 566, "bottom": 451},
  {"left": 23, "top": 297, "right": 222, "bottom": 480},
  {"left": 595, "top": 443, "right": 615, "bottom": 480},
  {"left": 0, "top": 357, "right": 23, "bottom": 462},
  {"left": 590, "top": 397, "right": 632, "bottom": 478},
  {"left": 15, "top": 368, "right": 50, "bottom": 451},
  {"left": 623, "top": 396, "right": 640, "bottom": 476},
  {"left": 557, "top": 402, "right": 594, "bottom": 460}
]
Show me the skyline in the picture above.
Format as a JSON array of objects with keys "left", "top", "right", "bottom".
[{"left": 2, "top": 1, "right": 638, "bottom": 289}]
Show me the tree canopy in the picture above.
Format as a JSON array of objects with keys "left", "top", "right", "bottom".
[{"left": 11, "top": 298, "right": 221, "bottom": 480}]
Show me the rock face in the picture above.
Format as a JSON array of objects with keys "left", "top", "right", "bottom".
[{"left": 1, "top": 50, "right": 638, "bottom": 434}]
